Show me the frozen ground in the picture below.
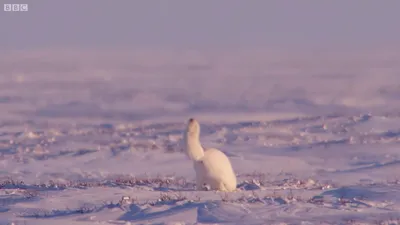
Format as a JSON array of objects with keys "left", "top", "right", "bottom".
[{"left": 0, "top": 50, "right": 400, "bottom": 224}]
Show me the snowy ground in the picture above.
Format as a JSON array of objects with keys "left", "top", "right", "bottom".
[{"left": 0, "top": 50, "right": 400, "bottom": 225}]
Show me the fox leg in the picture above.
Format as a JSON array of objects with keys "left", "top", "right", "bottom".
[{"left": 196, "top": 175, "right": 205, "bottom": 191}]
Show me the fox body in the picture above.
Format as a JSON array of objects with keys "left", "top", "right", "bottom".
[{"left": 184, "top": 118, "right": 237, "bottom": 192}]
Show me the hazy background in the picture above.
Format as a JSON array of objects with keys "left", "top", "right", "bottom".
[
  {"left": 1, "top": 0, "right": 400, "bottom": 122},
  {"left": 1, "top": 0, "right": 400, "bottom": 52}
]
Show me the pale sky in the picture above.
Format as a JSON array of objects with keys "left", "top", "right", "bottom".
[{"left": 1, "top": 0, "right": 399, "bottom": 52}]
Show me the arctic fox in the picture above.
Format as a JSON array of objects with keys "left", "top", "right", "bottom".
[{"left": 184, "top": 118, "right": 237, "bottom": 192}]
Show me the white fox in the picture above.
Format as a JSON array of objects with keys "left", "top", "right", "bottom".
[{"left": 184, "top": 118, "right": 237, "bottom": 192}]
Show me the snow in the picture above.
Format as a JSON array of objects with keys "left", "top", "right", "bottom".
[{"left": 0, "top": 49, "right": 400, "bottom": 224}]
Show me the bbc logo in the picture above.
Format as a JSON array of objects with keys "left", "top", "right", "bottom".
[{"left": 4, "top": 4, "right": 28, "bottom": 12}]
